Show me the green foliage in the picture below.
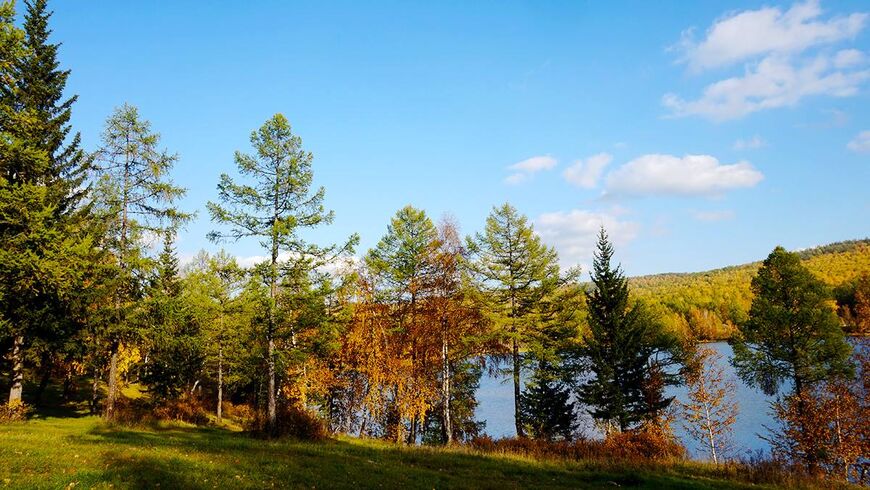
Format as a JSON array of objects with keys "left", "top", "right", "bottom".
[
  {"left": 365, "top": 205, "right": 438, "bottom": 301},
  {"left": 207, "top": 113, "right": 356, "bottom": 432},
  {"left": 520, "top": 360, "right": 577, "bottom": 441},
  {"left": 422, "top": 359, "right": 486, "bottom": 444},
  {"left": 631, "top": 240, "right": 870, "bottom": 340},
  {"left": 138, "top": 233, "right": 204, "bottom": 401},
  {"left": 577, "top": 229, "right": 685, "bottom": 433},
  {"left": 467, "top": 202, "right": 573, "bottom": 436},
  {"left": 731, "top": 246, "right": 854, "bottom": 397},
  {"left": 0, "top": 0, "right": 95, "bottom": 404}
]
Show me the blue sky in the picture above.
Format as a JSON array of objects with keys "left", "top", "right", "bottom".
[{"left": 40, "top": 0, "right": 870, "bottom": 276}]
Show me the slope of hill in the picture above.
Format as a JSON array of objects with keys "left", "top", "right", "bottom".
[{"left": 629, "top": 239, "right": 870, "bottom": 340}]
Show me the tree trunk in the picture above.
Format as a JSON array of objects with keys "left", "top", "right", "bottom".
[
  {"left": 62, "top": 364, "right": 75, "bottom": 401},
  {"left": 267, "top": 334, "right": 276, "bottom": 433},
  {"left": 34, "top": 351, "right": 52, "bottom": 406},
  {"left": 8, "top": 335, "right": 24, "bottom": 403},
  {"left": 441, "top": 331, "right": 452, "bottom": 444},
  {"left": 513, "top": 338, "right": 524, "bottom": 437},
  {"left": 106, "top": 341, "right": 119, "bottom": 420},
  {"left": 217, "top": 346, "right": 223, "bottom": 422},
  {"left": 90, "top": 369, "right": 101, "bottom": 414}
]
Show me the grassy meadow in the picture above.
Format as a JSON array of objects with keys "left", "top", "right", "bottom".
[{"left": 0, "top": 413, "right": 795, "bottom": 490}]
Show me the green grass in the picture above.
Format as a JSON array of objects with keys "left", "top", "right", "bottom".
[{"left": 0, "top": 415, "right": 789, "bottom": 489}]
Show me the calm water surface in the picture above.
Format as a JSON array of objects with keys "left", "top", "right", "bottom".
[{"left": 474, "top": 342, "right": 778, "bottom": 459}]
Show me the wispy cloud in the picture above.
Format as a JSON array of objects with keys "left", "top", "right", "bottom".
[
  {"left": 733, "top": 135, "right": 766, "bottom": 150},
  {"left": 534, "top": 209, "right": 639, "bottom": 269},
  {"left": 563, "top": 153, "right": 613, "bottom": 189},
  {"left": 847, "top": 130, "right": 870, "bottom": 153},
  {"left": 663, "top": 53, "right": 870, "bottom": 121},
  {"left": 504, "top": 155, "right": 557, "bottom": 185},
  {"left": 691, "top": 210, "right": 736, "bottom": 222}
]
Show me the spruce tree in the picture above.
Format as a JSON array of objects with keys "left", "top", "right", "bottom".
[
  {"left": 0, "top": 0, "right": 94, "bottom": 405},
  {"left": 520, "top": 360, "right": 577, "bottom": 441},
  {"left": 139, "top": 232, "right": 203, "bottom": 401},
  {"left": 578, "top": 228, "right": 683, "bottom": 433}
]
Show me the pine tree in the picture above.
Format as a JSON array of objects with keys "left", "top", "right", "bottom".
[
  {"left": 578, "top": 228, "right": 684, "bottom": 434},
  {"left": 93, "top": 103, "right": 190, "bottom": 418},
  {"left": 208, "top": 113, "right": 357, "bottom": 434},
  {"left": 467, "top": 203, "right": 562, "bottom": 437},
  {"left": 731, "top": 246, "right": 853, "bottom": 399}
]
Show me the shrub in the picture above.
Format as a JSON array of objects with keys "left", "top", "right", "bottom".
[
  {"left": 247, "top": 405, "right": 327, "bottom": 441},
  {"left": 0, "top": 400, "right": 32, "bottom": 422},
  {"left": 221, "top": 401, "right": 256, "bottom": 423},
  {"left": 469, "top": 428, "right": 684, "bottom": 463},
  {"left": 110, "top": 395, "right": 210, "bottom": 426},
  {"left": 154, "top": 396, "right": 210, "bottom": 426},
  {"left": 602, "top": 429, "right": 685, "bottom": 461}
]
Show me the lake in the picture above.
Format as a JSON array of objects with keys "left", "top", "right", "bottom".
[{"left": 474, "top": 342, "right": 779, "bottom": 460}]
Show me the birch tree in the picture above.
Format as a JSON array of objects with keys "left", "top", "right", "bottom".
[{"left": 680, "top": 347, "right": 738, "bottom": 463}]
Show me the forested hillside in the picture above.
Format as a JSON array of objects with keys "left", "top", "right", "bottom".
[{"left": 631, "top": 240, "right": 870, "bottom": 340}]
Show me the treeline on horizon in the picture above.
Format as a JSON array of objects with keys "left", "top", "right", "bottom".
[
  {"left": 631, "top": 239, "right": 870, "bottom": 340},
  {"left": 1, "top": 1, "right": 869, "bottom": 486}
]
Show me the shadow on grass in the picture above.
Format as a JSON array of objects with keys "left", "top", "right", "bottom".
[{"left": 65, "top": 424, "right": 739, "bottom": 489}]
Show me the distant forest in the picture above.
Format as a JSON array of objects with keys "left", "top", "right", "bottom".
[{"left": 630, "top": 239, "right": 870, "bottom": 340}]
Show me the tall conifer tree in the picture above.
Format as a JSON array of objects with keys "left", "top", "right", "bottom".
[
  {"left": 579, "top": 228, "right": 683, "bottom": 433},
  {"left": 1, "top": 0, "right": 94, "bottom": 404},
  {"left": 93, "top": 104, "right": 190, "bottom": 418},
  {"left": 467, "top": 203, "right": 562, "bottom": 437},
  {"left": 208, "top": 113, "right": 357, "bottom": 433}
]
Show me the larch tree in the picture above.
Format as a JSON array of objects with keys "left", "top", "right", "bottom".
[
  {"left": 93, "top": 103, "right": 190, "bottom": 419},
  {"left": 680, "top": 346, "right": 738, "bottom": 464},
  {"left": 364, "top": 205, "right": 440, "bottom": 443},
  {"left": 184, "top": 250, "right": 245, "bottom": 422},
  {"left": 207, "top": 113, "right": 356, "bottom": 434},
  {"left": 466, "top": 203, "right": 560, "bottom": 438},
  {"left": 0, "top": 0, "right": 94, "bottom": 405}
]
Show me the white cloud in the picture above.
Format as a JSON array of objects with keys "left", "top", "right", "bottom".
[
  {"left": 504, "top": 155, "right": 557, "bottom": 185},
  {"left": 563, "top": 152, "right": 613, "bottom": 188},
  {"left": 691, "top": 210, "right": 736, "bottom": 222},
  {"left": 667, "top": 2, "right": 869, "bottom": 120},
  {"left": 535, "top": 209, "right": 639, "bottom": 269},
  {"left": 605, "top": 154, "right": 763, "bottom": 196},
  {"left": 663, "top": 54, "right": 870, "bottom": 121},
  {"left": 834, "top": 48, "right": 866, "bottom": 68},
  {"left": 678, "top": 0, "right": 868, "bottom": 72},
  {"left": 733, "top": 135, "right": 766, "bottom": 150},
  {"left": 232, "top": 251, "right": 358, "bottom": 276},
  {"left": 847, "top": 130, "right": 870, "bottom": 153}
]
